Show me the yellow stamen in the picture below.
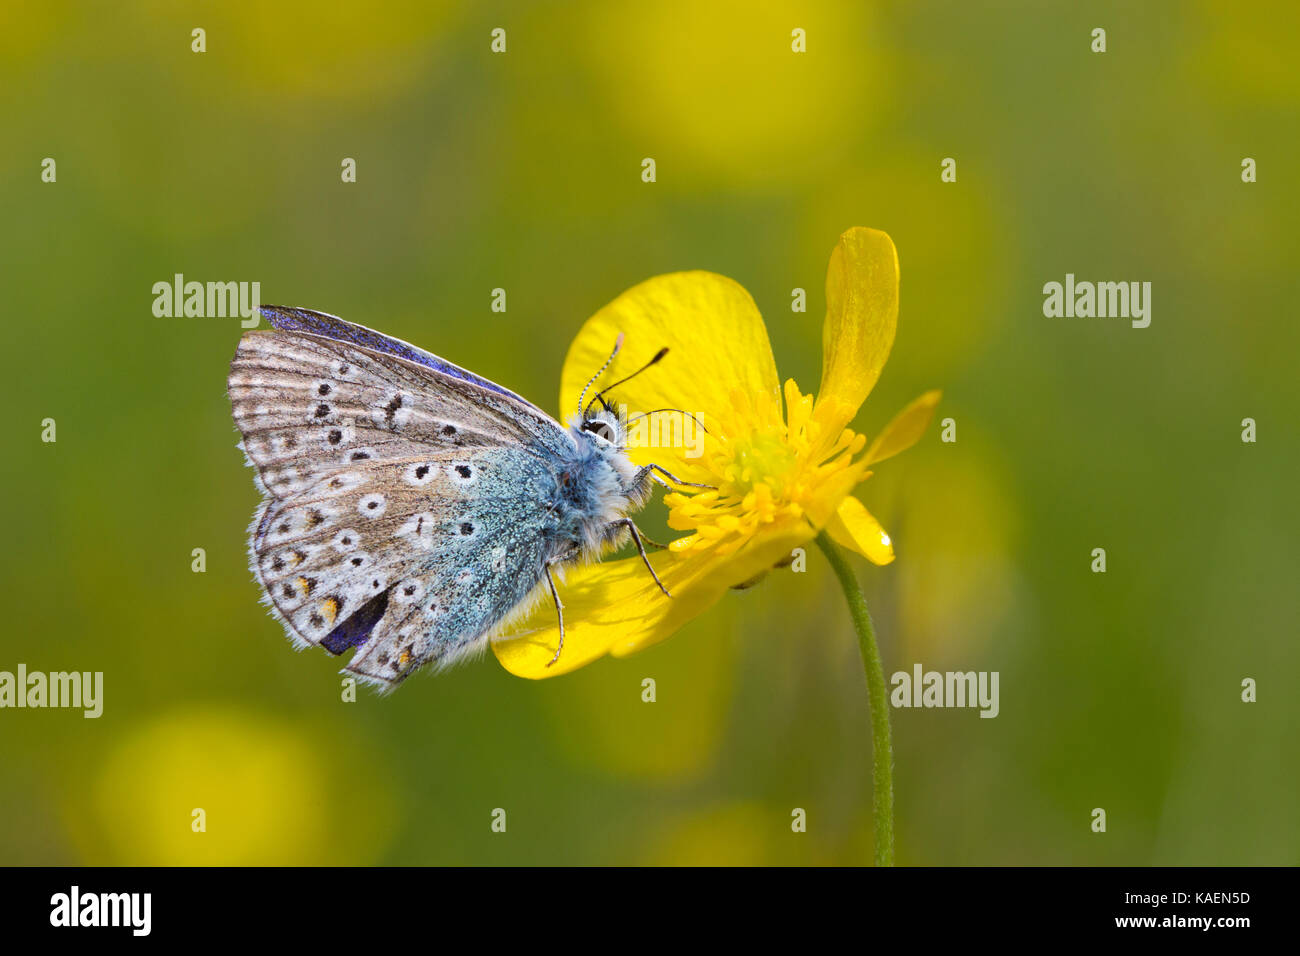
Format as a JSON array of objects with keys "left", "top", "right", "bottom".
[{"left": 665, "top": 379, "right": 869, "bottom": 555}]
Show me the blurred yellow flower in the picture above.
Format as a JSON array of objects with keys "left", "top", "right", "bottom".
[
  {"left": 493, "top": 228, "right": 939, "bottom": 678},
  {"left": 71, "top": 708, "right": 396, "bottom": 865},
  {"left": 580, "top": 0, "right": 886, "bottom": 190}
]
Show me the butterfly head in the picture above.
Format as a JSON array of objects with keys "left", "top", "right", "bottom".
[
  {"left": 579, "top": 400, "right": 622, "bottom": 447},
  {"left": 564, "top": 337, "right": 668, "bottom": 512},
  {"left": 575, "top": 337, "right": 669, "bottom": 425},
  {"left": 569, "top": 401, "right": 629, "bottom": 468}
]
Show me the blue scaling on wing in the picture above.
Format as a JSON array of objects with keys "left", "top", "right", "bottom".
[{"left": 260, "top": 305, "right": 537, "bottom": 410}]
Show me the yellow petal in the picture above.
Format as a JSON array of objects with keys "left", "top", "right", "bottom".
[
  {"left": 865, "top": 390, "right": 943, "bottom": 465},
  {"left": 815, "top": 227, "right": 899, "bottom": 431},
  {"left": 558, "top": 271, "right": 780, "bottom": 476},
  {"left": 491, "top": 554, "right": 721, "bottom": 678},
  {"left": 826, "top": 496, "right": 895, "bottom": 565},
  {"left": 492, "top": 524, "right": 812, "bottom": 678},
  {"left": 804, "top": 456, "right": 872, "bottom": 531}
]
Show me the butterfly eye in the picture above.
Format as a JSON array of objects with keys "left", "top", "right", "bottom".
[{"left": 584, "top": 421, "right": 616, "bottom": 443}]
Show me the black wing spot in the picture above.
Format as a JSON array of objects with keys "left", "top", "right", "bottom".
[
  {"left": 315, "top": 403, "right": 331, "bottom": 418},
  {"left": 328, "top": 429, "right": 342, "bottom": 445},
  {"left": 384, "top": 394, "right": 404, "bottom": 425},
  {"left": 318, "top": 383, "right": 331, "bottom": 396},
  {"left": 442, "top": 425, "right": 457, "bottom": 436},
  {"left": 351, "top": 451, "right": 370, "bottom": 461},
  {"left": 456, "top": 465, "right": 472, "bottom": 479},
  {"left": 460, "top": 522, "right": 474, "bottom": 536},
  {"left": 415, "top": 465, "right": 430, "bottom": 479}
]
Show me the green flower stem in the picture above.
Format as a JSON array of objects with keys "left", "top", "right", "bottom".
[{"left": 816, "top": 531, "right": 894, "bottom": 866}]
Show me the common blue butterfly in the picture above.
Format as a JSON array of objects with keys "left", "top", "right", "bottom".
[{"left": 228, "top": 306, "right": 702, "bottom": 689}]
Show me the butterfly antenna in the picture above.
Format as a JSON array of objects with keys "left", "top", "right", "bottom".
[
  {"left": 586, "top": 346, "right": 670, "bottom": 417},
  {"left": 625, "top": 407, "right": 712, "bottom": 436},
  {"left": 576, "top": 334, "right": 624, "bottom": 415}
]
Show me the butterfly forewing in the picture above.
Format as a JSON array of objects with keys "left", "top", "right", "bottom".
[
  {"left": 230, "top": 328, "right": 568, "bottom": 499},
  {"left": 258, "top": 306, "right": 544, "bottom": 410}
]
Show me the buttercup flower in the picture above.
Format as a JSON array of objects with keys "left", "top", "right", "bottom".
[{"left": 493, "top": 227, "right": 940, "bottom": 677}]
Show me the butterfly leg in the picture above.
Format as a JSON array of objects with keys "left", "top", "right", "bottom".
[
  {"left": 612, "top": 518, "right": 672, "bottom": 598},
  {"left": 635, "top": 529, "right": 671, "bottom": 550},
  {"left": 544, "top": 561, "right": 566, "bottom": 667},
  {"left": 632, "top": 463, "right": 717, "bottom": 491}
]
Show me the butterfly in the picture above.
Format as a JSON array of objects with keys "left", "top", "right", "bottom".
[{"left": 227, "top": 306, "right": 705, "bottom": 690}]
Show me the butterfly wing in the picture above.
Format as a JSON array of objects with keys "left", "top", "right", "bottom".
[
  {"left": 228, "top": 307, "right": 572, "bottom": 687},
  {"left": 248, "top": 449, "right": 559, "bottom": 687},
  {"left": 257, "top": 305, "right": 552, "bottom": 415},
  {"left": 230, "top": 307, "right": 573, "bottom": 498}
]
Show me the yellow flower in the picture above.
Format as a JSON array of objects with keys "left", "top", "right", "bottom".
[{"left": 493, "top": 228, "right": 940, "bottom": 677}]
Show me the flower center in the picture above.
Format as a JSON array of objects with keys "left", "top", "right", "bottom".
[
  {"left": 729, "top": 433, "right": 797, "bottom": 498},
  {"left": 664, "top": 380, "right": 867, "bottom": 556}
]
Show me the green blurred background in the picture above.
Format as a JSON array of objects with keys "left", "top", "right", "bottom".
[{"left": 4, "top": 0, "right": 1297, "bottom": 865}]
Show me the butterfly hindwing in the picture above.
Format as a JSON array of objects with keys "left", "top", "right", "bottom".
[{"left": 251, "top": 448, "right": 560, "bottom": 687}]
